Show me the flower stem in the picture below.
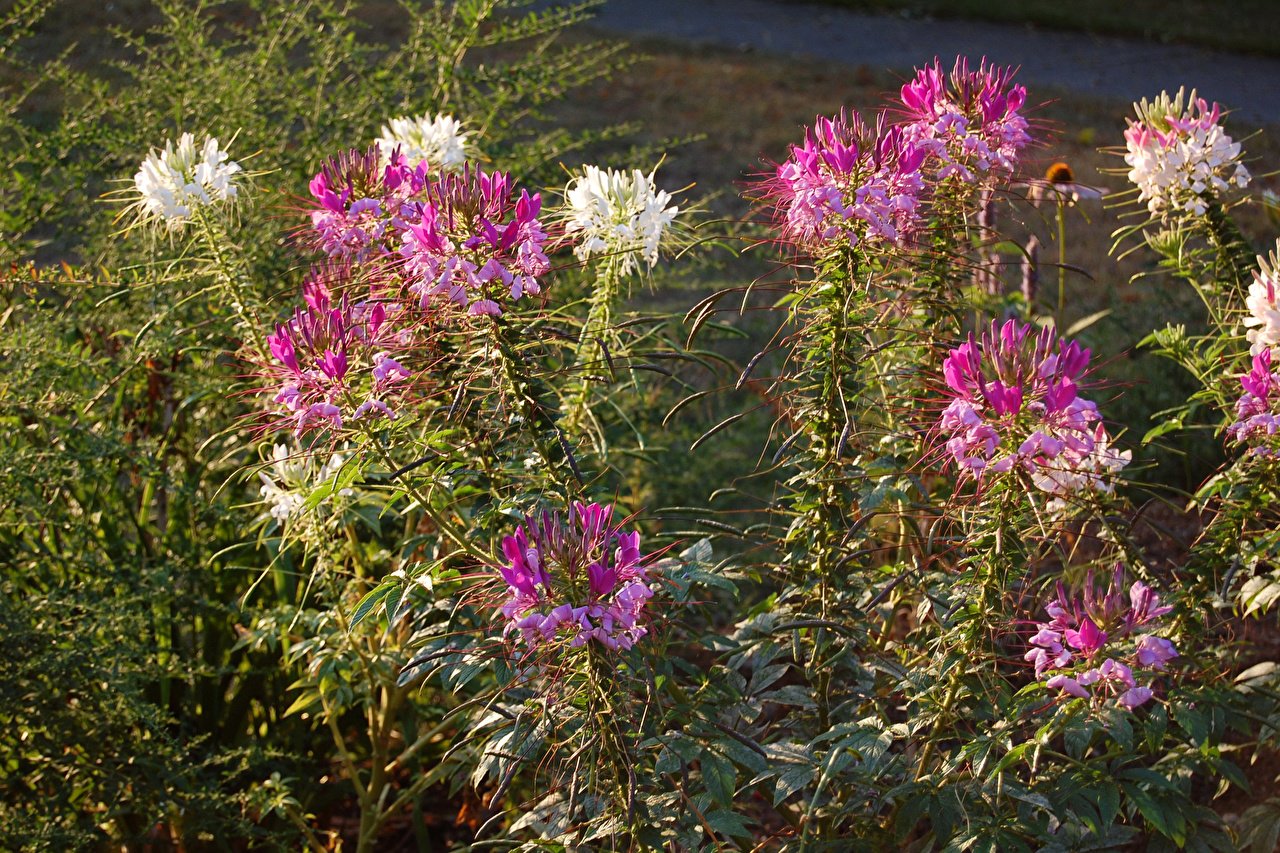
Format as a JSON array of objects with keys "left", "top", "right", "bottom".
[{"left": 193, "top": 208, "right": 265, "bottom": 353}]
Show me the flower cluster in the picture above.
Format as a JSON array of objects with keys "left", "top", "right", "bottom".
[
  {"left": 938, "top": 320, "right": 1126, "bottom": 496},
  {"left": 375, "top": 113, "right": 473, "bottom": 171},
  {"left": 258, "top": 443, "right": 352, "bottom": 522},
  {"left": 561, "top": 164, "right": 681, "bottom": 276},
  {"left": 1227, "top": 349, "right": 1280, "bottom": 455},
  {"left": 399, "top": 166, "right": 550, "bottom": 316},
  {"left": 132, "top": 132, "right": 241, "bottom": 229},
  {"left": 306, "top": 147, "right": 426, "bottom": 261},
  {"left": 1029, "top": 423, "right": 1132, "bottom": 514},
  {"left": 1245, "top": 242, "right": 1280, "bottom": 357},
  {"left": 897, "top": 57, "right": 1031, "bottom": 185},
  {"left": 1026, "top": 566, "right": 1178, "bottom": 710},
  {"left": 261, "top": 267, "right": 415, "bottom": 436},
  {"left": 497, "top": 502, "right": 654, "bottom": 653},
  {"left": 764, "top": 111, "right": 926, "bottom": 252},
  {"left": 1123, "top": 88, "right": 1250, "bottom": 218}
]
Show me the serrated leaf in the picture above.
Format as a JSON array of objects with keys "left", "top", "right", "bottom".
[
  {"left": 773, "top": 764, "right": 814, "bottom": 805},
  {"left": 701, "top": 749, "right": 736, "bottom": 807}
]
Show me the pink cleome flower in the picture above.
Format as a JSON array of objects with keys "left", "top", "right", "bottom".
[
  {"left": 398, "top": 165, "right": 550, "bottom": 318},
  {"left": 1227, "top": 348, "right": 1280, "bottom": 456},
  {"left": 306, "top": 146, "right": 428, "bottom": 261},
  {"left": 937, "top": 319, "right": 1113, "bottom": 483},
  {"left": 496, "top": 502, "right": 654, "bottom": 654},
  {"left": 897, "top": 56, "right": 1032, "bottom": 185},
  {"left": 760, "top": 109, "right": 926, "bottom": 253},
  {"left": 1026, "top": 565, "right": 1177, "bottom": 710},
  {"left": 260, "top": 265, "right": 416, "bottom": 437}
]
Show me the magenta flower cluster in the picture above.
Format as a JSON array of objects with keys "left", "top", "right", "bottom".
[
  {"left": 262, "top": 267, "right": 414, "bottom": 436},
  {"left": 261, "top": 148, "right": 555, "bottom": 435},
  {"left": 497, "top": 502, "right": 654, "bottom": 653},
  {"left": 1025, "top": 566, "right": 1178, "bottom": 710},
  {"left": 938, "top": 319, "right": 1112, "bottom": 480},
  {"left": 307, "top": 148, "right": 426, "bottom": 261},
  {"left": 897, "top": 57, "right": 1031, "bottom": 184},
  {"left": 761, "top": 56, "right": 1030, "bottom": 254},
  {"left": 1227, "top": 349, "right": 1280, "bottom": 455},
  {"left": 764, "top": 111, "right": 926, "bottom": 251},
  {"left": 398, "top": 166, "right": 550, "bottom": 317},
  {"left": 306, "top": 148, "right": 550, "bottom": 317}
]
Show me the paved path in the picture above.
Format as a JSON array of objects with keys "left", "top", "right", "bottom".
[{"left": 581, "top": 0, "right": 1280, "bottom": 127}]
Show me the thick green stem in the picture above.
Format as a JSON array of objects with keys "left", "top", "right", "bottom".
[
  {"left": 358, "top": 425, "right": 488, "bottom": 562},
  {"left": 489, "top": 317, "right": 583, "bottom": 496},
  {"left": 193, "top": 208, "right": 264, "bottom": 353},
  {"left": 1203, "top": 201, "right": 1255, "bottom": 295},
  {"left": 564, "top": 262, "right": 623, "bottom": 447}
]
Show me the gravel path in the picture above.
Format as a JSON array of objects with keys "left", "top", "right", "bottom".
[{"left": 582, "top": 0, "right": 1280, "bottom": 126}]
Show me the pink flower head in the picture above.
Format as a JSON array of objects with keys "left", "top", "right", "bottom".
[
  {"left": 306, "top": 147, "right": 427, "bottom": 261},
  {"left": 398, "top": 165, "right": 550, "bottom": 318},
  {"left": 1135, "top": 635, "right": 1179, "bottom": 670},
  {"left": 1025, "top": 565, "right": 1177, "bottom": 711},
  {"left": 258, "top": 265, "right": 417, "bottom": 437},
  {"left": 1228, "top": 349, "right": 1280, "bottom": 454},
  {"left": 937, "top": 319, "right": 1104, "bottom": 479},
  {"left": 759, "top": 109, "right": 926, "bottom": 253},
  {"left": 1046, "top": 674, "right": 1089, "bottom": 700},
  {"left": 897, "top": 56, "right": 1031, "bottom": 185},
  {"left": 495, "top": 501, "right": 654, "bottom": 653}
]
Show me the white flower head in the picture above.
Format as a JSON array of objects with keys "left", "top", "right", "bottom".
[
  {"left": 561, "top": 164, "right": 682, "bottom": 276},
  {"left": 132, "top": 132, "right": 241, "bottom": 230},
  {"left": 1030, "top": 424, "right": 1132, "bottom": 517},
  {"left": 375, "top": 113, "right": 474, "bottom": 171},
  {"left": 1123, "top": 88, "right": 1249, "bottom": 219},
  {"left": 1246, "top": 241, "right": 1280, "bottom": 357},
  {"left": 258, "top": 443, "right": 352, "bottom": 523}
]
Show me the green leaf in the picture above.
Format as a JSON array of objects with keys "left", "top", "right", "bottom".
[
  {"left": 1240, "top": 574, "right": 1280, "bottom": 618},
  {"left": 1142, "top": 416, "right": 1185, "bottom": 445},
  {"left": 284, "top": 689, "right": 320, "bottom": 718},
  {"left": 701, "top": 749, "right": 736, "bottom": 807},
  {"left": 716, "top": 736, "right": 768, "bottom": 776},
  {"left": 773, "top": 765, "right": 814, "bottom": 805},
  {"left": 704, "top": 808, "right": 752, "bottom": 840},
  {"left": 350, "top": 582, "right": 395, "bottom": 629},
  {"left": 894, "top": 791, "right": 930, "bottom": 842},
  {"left": 1066, "top": 308, "right": 1112, "bottom": 337},
  {"left": 1096, "top": 783, "right": 1121, "bottom": 825}
]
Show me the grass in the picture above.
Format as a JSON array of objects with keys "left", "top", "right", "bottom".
[{"left": 787, "top": 0, "right": 1280, "bottom": 58}]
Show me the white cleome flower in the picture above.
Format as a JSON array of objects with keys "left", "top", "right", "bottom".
[
  {"left": 133, "top": 132, "right": 241, "bottom": 229},
  {"left": 258, "top": 443, "right": 352, "bottom": 523},
  {"left": 1123, "top": 89, "right": 1249, "bottom": 219},
  {"left": 1246, "top": 242, "right": 1280, "bottom": 357},
  {"left": 562, "top": 165, "right": 680, "bottom": 276},
  {"left": 375, "top": 113, "right": 473, "bottom": 171},
  {"left": 1030, "top": 425, "right": 1132, "bottom": 516}
]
